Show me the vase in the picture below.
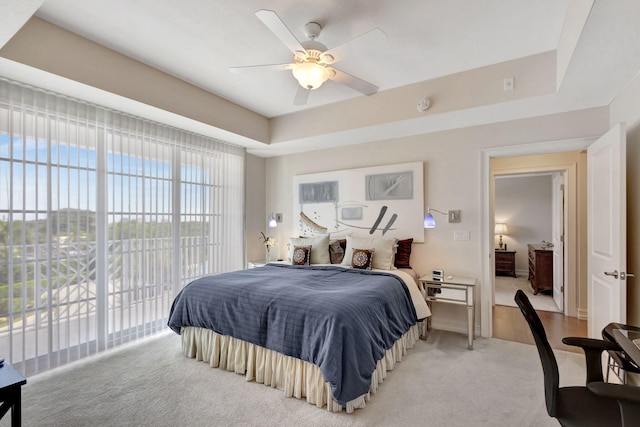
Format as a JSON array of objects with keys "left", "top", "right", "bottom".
[{"left": 266, "top": 246, "right": 271, "bottom": 263}]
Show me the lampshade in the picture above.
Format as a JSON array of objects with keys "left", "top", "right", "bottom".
[
  {"left": 495, "top": 223, "right": 508, "bottom": 235},
  {"left": 268, "top": 214, "right": 277, "bottom": 228},
  {"left": 424, "top": 213, "right": 436, "bottom": 228},
  {"left": 292, "top": 62, "right": 331, "bottom": 90},
  {"left": 424, "top": 206, "right": 449, "bottom": 228}
]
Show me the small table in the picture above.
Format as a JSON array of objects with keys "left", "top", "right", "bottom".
[
  {"left": 495, "top": 250, "right": 516, "bottom": 277},
  {"left": 0, "top": 362, "right": 27, "bottom": 427},
  {"left": 419, "top": 275, "right": 477, "bottom": 349}
]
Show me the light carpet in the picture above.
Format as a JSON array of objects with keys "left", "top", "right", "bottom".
[
  {"left": 1, "top": 329, "right": 589, "bottom": 427},
  {"left": 495, "top": 275, "right": 561, "bottom": 312}
]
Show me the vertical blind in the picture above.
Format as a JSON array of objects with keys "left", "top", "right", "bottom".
[{"left": 0, "top": 78, "right": 245, "bottom": 375}]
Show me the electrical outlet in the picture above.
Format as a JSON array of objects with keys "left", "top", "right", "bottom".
[{"left": 454, "top": 230, "right": 470, "bottom": 241}]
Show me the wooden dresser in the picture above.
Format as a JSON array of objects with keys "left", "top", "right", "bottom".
[
  {"left": 495, "top": 250, "right": 516, "bottom": 277},
  {"left": 528, "top": 244, "right": 553, "bottom": 295}
]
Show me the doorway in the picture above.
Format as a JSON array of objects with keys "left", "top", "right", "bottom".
[
  {"left": 493, "top": 172, "right": 563, "bottom": 313},
  {"left": 491, "top": 167, "right": 588, "bottom": 349},
  {"left": 480, "top": 142, "right": 595, "bottom": 340}
]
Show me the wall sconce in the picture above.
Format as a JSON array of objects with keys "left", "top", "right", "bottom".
[
  {"left": 268, "top": 213, "right": 282, "bottom": 228},
  {"left": 268, "top": 213, "right": 278, "bottom": 228},
  {"left": 424, "top": 207, "right": 461, "bottom": 228},
  {"left": 495, "top": 223, "right": 508, "bottom": 249}
]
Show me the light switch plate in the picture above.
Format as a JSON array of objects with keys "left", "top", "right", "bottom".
[{"left": 448, "top": 210, "right": 461, "bottom": 223}]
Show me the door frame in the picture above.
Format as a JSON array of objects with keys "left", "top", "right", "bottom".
[
  {"left": 480, "top": 137, "right": 596, "bottom": 337},
  {"left": 552, "top": 171, "right": 566, "bottom": 313}
]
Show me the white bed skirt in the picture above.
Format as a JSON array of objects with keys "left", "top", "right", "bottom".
[{"left": 180, "top": 323, "right": 421, "bottom": 413}]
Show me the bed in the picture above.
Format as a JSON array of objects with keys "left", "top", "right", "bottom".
[{"left": 167, "top": 235, "right": 430, "bottom": 412}]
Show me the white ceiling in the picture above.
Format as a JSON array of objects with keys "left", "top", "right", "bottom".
[
  {"left": 3, "top": 1, "right": 640, "bottom": 156},
  {"left": 33, "top": 0, "right": 571, "bottom": 119}
]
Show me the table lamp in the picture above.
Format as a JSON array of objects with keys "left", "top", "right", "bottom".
[{"left": 495, "top": 223, "right": 508, "bottom": 250}]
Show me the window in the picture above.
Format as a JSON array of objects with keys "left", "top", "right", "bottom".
[{"left": 0, "top": 79, "right": 245, "bottom": 375}]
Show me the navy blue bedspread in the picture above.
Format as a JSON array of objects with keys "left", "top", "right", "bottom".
[{"left": 168, "top": 264, "right": 417, "bottom": 405}]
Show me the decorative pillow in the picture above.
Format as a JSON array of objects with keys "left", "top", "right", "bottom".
[
  {"left": 341, "top": 235, "right": 398, "bottom": 270},
  {"left": 351, "top": 248, "right": 374, "bottom": 270},
  {"left": 329, "top": 239, "right": 346, "bottom": 264},
  {"left": 394, "top": 238, "right": 413, "bottom": 268},
  {"left": 288, "top": 235, "right": 330, "bottom": 264},
  {"left": 292, "top": 245, "right": 312, "bottom": 265}
]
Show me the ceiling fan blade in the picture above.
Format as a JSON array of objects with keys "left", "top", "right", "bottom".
[
  {"left": 255, "top": 9, "right": 306, "bottom": 55},
  {"left": 293, "top": 85, "right": 310, "bottom": 105},
  {"left": 229, "top": 63, "right": 295, "bottom": 74},
  {"left": 329, "top": 68, "right": 379, "bottom": 96},
  {"left": 323, "top": 28, "right": 387, "bottom": 63}
]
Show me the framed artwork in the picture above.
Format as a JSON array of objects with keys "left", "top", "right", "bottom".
[{"left": 293, "top": 161, "right": 424, "bottom": 242}]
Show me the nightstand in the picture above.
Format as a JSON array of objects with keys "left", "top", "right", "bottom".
[
  {"left": 495, "top": 250, "right": 516, "bottom": 277},
  {"left": 419, "top": 275, "right": 477, "bottom": 350}
]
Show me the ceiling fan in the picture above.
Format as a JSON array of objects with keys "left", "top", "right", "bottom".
[{"left": 230, "top": 9, "right": 386, "bottom": 105}]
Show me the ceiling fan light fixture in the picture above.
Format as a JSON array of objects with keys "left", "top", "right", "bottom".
[{"left": 292, "top": 62, "right": 331, "bottom": 90}]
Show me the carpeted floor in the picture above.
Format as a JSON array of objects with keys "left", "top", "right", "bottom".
[
  {"left": 495, "top": 275, "right": 561, "bottom": 312},
  {"left": 2, "top": 329, "right": 588, "bottom": 427}
]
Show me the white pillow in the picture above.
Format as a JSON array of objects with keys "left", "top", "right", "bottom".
[
  {"left": 288, "top": 235, "right": 331, "bottom": 264},
  {"left": 341, "top": 235, "right": 398, "bottom": 270}
]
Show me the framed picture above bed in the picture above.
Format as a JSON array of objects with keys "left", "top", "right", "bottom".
[{"left": 294, "top": 161, "right": 425, "bottom": 242}]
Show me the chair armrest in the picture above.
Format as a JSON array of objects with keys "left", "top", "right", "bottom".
[
  {"left": 562, "top": 337, "right": 620, "bottom": 351},
  {"left": 562, "top": 337, "right": 621, "bottom": 384}
]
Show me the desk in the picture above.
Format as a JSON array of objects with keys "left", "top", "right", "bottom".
[
  {"left": 612, "top": 328, "right": 640, "bottom": 367},
  {"left": 0, "top": 362, "right": 27, "bottom": 427},
  {"left": 419, "top": 276, "right": 477, "bottom": 350}
]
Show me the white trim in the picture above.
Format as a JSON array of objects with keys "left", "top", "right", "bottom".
[
  {"left": 480, "top": 136, "right": 596, "bottom": 337},
  {"left": 577, "top": 308, "right": 589, "bottom": 320}
]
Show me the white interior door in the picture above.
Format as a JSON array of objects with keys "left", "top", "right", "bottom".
[
  {"left": 552, "top": 173, "right": 565, "bottom": 312},
  {"left": 588, "top": 122, "right": 627, "bottom": 338}
]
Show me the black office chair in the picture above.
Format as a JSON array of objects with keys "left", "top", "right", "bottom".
[
  {"left": 602, "top": 322, "right": 640, "bottom": 384},
  {"left": 514, "top": 290, "right": 640, "bottom": 426}
]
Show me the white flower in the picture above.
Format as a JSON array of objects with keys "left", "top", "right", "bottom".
[{"left": 260, "top": 232, "right": 278, "bottom": 248}]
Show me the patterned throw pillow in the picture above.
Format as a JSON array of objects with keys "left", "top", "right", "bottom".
[
  {"left": 292, "top": 245, "right": 312, "bottom": 265},
  {"left": 351, "top": 248, "right": 374, "bottom": 270}
]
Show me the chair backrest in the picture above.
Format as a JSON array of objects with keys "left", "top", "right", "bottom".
[{"left": 514, "top": 289, "right": 559, "bottom": 417}]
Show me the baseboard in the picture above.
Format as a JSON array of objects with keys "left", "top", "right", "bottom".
[
  {"left": 576, "top": 308, "right": 588, "bottom": 320},
  {"left": 515, "top": 269, "right": 528, "bottom": 277}
]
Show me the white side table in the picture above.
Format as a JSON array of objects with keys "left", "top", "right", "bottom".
[{"left": 418, "top": 275, "right": 477, "bottom": 350}]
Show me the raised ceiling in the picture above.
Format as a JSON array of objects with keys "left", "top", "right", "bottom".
[{"left": 2, "top": 0, "right": 640, "bottom": 156}]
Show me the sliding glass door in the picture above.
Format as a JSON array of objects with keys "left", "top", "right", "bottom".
[{"left": 0, "top": 79, "right": 245, "bottom": 375}]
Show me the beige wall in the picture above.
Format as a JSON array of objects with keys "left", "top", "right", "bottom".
[{"left": 252, "top": 109, "right": 607, "bottom": 333}]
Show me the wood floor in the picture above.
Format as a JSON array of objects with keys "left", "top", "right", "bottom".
[{"left": 493, "top": 304, "right": 587, "bottom": 353}]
